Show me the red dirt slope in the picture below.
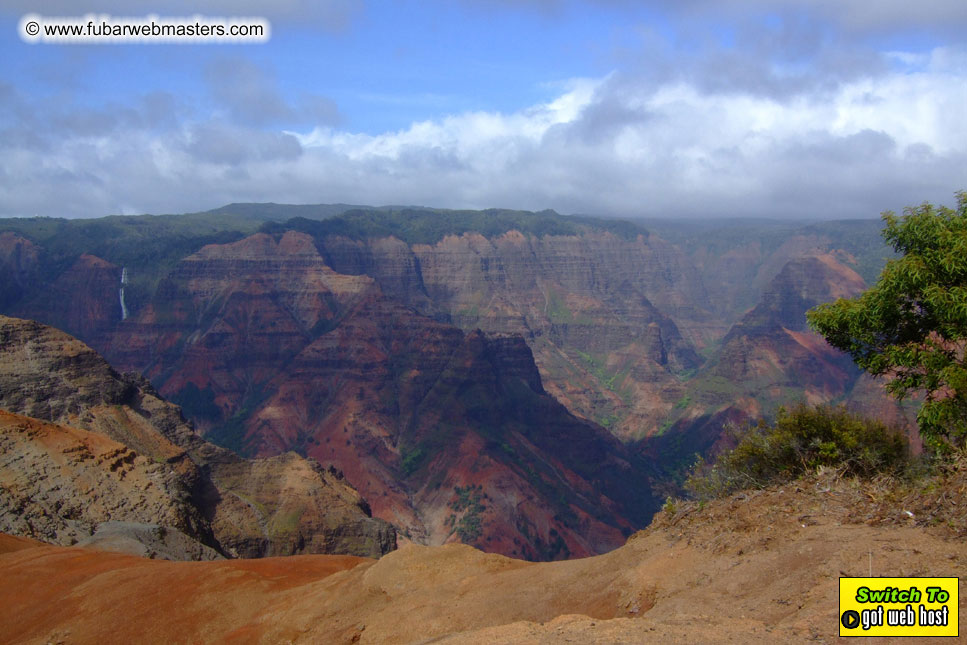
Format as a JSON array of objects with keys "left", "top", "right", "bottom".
[{"left": 2, "top": 469, "right": 964, "bottom": 644}]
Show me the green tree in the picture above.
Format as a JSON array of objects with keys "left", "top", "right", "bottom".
[{"left": 807, "top": 191, "right": 967, "bottom": 451}]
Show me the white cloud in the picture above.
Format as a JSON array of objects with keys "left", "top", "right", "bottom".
[
  {"left": 294, "top": 76, "right": 601, "bottom": 162},
  {"left": 279, "top": 47, "right": 965, "bottom": 217},
  {"left": 1, "top": 47, "right": 965, "bottom": 219}
]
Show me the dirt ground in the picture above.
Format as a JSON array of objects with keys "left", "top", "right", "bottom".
[{"left": 1, "top": 469, "right": 964, "bottom": 644}]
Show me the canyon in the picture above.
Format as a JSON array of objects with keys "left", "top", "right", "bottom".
[{"left": 0, "top": 205, "right": 912, "bottom": 559}]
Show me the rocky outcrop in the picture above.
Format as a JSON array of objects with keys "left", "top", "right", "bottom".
[
  {"left": 0, "top": 315, "right": 191, "bottom": 469},
  {"left": 207, "top": 453, "right": 395, "bottom": 558},
  {"left": 0, "top": 314, "right": 396, "bottom": 559},
  {"left": 0, "top": 410, "right": 207, "bottom": 552},
  {"left": 76, "top": 521, "right": 224, "bottom": 561}
]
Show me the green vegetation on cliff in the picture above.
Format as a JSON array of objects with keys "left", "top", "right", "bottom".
[
  {"left": 685, "top": 404, "right": 909, "bottom": 499},
  {"left": 273, "top": 207, "right": 649, "bottom": 246},
  {"left": 0, "top": 212, "right": 254, "bottom": 313},
  {"left": 446, "top": 484, "right": 489, "bottom": 544}
]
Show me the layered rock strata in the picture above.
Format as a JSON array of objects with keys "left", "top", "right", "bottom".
[
  {"left": 0, "top": 314, "right": 395, "bottom": 559},
  {"left": 98, "top": 233, "right": 660, "bottom": 560}
]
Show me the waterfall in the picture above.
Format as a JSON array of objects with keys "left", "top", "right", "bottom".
[{"left": 119, "top": 267, "right": 129, "bottom": 321}]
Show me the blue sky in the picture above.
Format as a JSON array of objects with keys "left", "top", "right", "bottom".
[{"left": 1, "top": 0, "right": 965, "bottom": 219}]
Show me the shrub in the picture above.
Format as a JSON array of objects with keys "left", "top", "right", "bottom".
[{"left": 686, "top": 404, "right": 909, "bottom": 499}]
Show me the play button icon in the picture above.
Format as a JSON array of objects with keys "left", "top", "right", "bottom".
[{"left": 841, "top": 610, "right": 860, "bottom": 630}]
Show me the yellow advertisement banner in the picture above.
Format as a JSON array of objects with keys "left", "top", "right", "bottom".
[{"left": 839, "top": 577, "right": 959, "bottom": 637}]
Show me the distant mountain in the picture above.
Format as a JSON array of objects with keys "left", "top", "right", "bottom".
[
  {"left": 284, "top": 211, "right": 711, "bottom": 441},
  {"left": 642, "top": 253, "right": 916, "bottom": 475}
]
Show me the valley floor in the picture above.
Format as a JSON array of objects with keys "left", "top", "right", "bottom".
[{"left": 1, "top": 471, "right": 964, "bottom": 644}]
